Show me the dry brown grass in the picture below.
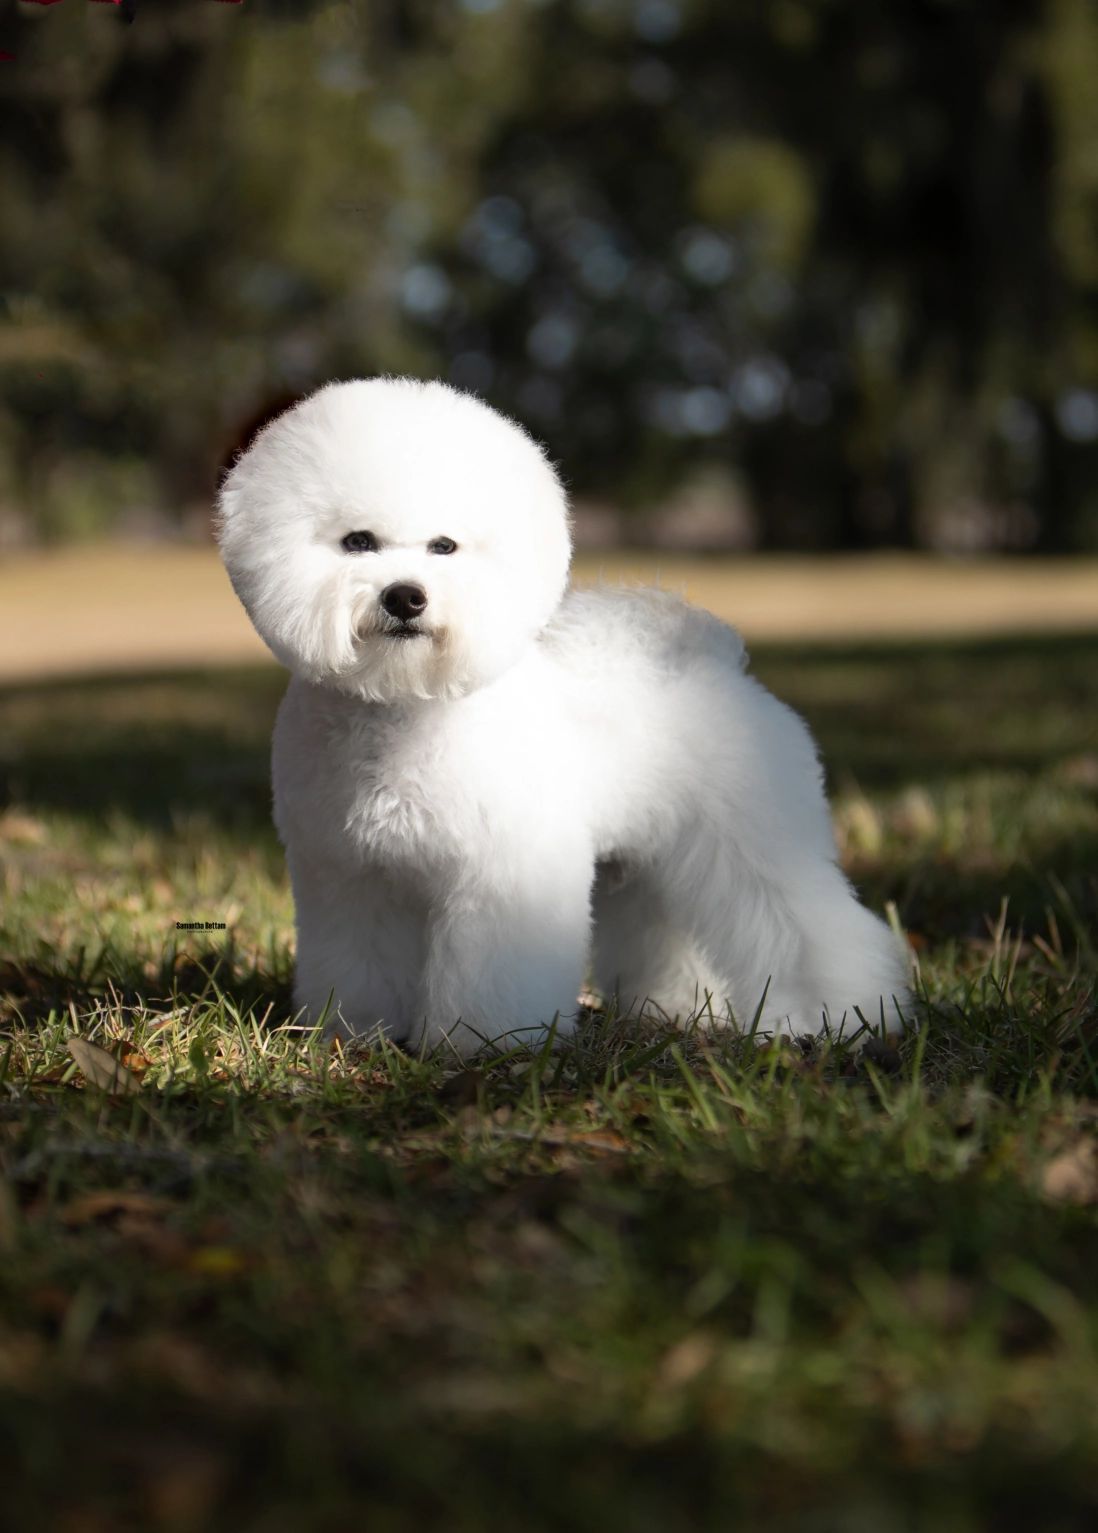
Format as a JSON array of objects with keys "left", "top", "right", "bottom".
[{"left": 0, "top": 543, "right": 1095, "bottom": 681}]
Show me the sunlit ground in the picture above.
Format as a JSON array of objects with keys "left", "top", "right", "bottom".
[{"left": 1, "top": 544, "right": 1097, "bottom": 679}]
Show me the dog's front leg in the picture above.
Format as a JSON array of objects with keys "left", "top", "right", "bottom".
[
  {"left": 287, "top": 853, "right": 427, "bottom": 1046},
  {"left": 410, "top": 841, "right": 595, "bottom": 1059}
]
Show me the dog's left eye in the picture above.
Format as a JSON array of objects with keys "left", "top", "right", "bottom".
[
  {"left": 341, "top": 530, "right": 379, "bottom": 553},
  {"left": 427, "top": 537, "right": 457, "bottom": 555}
]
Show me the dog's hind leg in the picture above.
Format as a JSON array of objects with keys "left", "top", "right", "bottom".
[
  {"left": 666, "top": 821, "right": 910, "bottom": 1043},
  {"left": 647, "top": 675, "right": 912, "bottom": 1041}
]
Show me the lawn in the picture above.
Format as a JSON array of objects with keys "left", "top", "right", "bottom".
[{"left": 1, "top": 633, "right": 1096, "bottom": 1531}]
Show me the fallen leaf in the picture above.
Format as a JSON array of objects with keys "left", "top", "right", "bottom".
[
  {"left": 541, "top": 1124, "right": 630, "bottom": 1154},
  {"left": 61, "top": 1190, "right": 173, "bottom": 1228},
  {"left": 1041, "top": 1137, "right": 1098, "bottom": 1206},
  {"left": 113, "top": 1037, "right": 152, "bottom": 1076},
  {"left": 67, "top": 1035, "right": 143, "bottom": 1096},
  {"left": 31, "top": 1062, "right": 73, "bottom": 1086},
  {"left": 186, "top": 1245, "right": 249, "bottom": 1277},
  {"left": 57, "top": 1193, "right": 198, "bottom": 1263},
  {"left": 659, "top": 1333, "right": 717, "bottom": 1388},
  {"left": 0, "top": 811, "right": 46, "bottom": 845}
]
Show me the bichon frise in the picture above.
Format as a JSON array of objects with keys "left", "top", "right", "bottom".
[{"left": 217, "top": 378, "right": 909, "bottom": 1056}]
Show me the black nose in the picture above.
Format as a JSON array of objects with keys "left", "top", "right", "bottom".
[{"left": 380, "top": 582, "right": 428, "bottom": 622}]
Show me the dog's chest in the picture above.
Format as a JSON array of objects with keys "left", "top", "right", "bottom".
[
  {"left": 277, "top": 672, "right": 572, "bottom": 874},
  {"left": 337, "top": 706, "right": 505, "bottom": 869},
  {"left": 341, "top": 731, "right": 444, "bottom": 862}
]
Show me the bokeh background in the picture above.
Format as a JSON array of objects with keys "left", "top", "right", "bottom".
[{"left": 3, "top": 0, "right": 1098, "bottom": 558}]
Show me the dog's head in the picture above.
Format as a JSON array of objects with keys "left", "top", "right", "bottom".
[{"left": 216, "top": 378, "right": 571, "bottom": 703}]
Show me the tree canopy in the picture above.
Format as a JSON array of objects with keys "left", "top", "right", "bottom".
[{"left": 2, "top": 0, "right": 1098, "bottom": 549}]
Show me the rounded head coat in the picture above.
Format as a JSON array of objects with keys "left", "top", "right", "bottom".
[{"left": 217, "top": 378, "right": 572, "bottom": 702}]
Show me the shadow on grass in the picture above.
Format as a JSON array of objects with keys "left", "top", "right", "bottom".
[
  {"left": 754, "top": 631, "right": 1098, "bottom": 938},
  {"left": 0, "top": 940, "right": 295, "bottom": 1032},
  {"left": 1, "top": 631, "right": 1096, "bottom": 945},
  {"left": 0, "top": 663, "right": 288, "bottom": 835},
  {"left": 3, "top": 1035, "right": 1098, "bottom": 1531},
  {"left": 2, "top": 633, "right": 1095, "bottom": 819},
  {"left": 752, "top": 629, "right": 1098, "bottom": 791},
  {"left": 5, "top": 1108, "right": 1098, "bottom": 1533}
]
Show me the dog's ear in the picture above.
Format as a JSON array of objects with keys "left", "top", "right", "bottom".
[{"left": 215, "top": 391, "right": 302, "bottom": 494}]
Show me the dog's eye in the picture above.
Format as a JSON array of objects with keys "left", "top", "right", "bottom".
[
  {"left": 427, "top": 537, "right": 457, "bottom": 555},
  {"left": 341, "top": 530, "right": 379, "bottom": 554}
]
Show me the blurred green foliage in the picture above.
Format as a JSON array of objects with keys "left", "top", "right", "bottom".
[{"left": 3, "top": 0, "right": 1098, "bottom": 548}]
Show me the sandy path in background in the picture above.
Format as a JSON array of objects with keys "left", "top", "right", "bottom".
[{"left": 0, "top": 545, "right": 1095, "bottom": 682}]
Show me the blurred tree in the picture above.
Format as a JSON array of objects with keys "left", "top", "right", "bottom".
[
  {"left": 0, "top": 0, "right": 1096, "bottom": 549},
  {"left": 416, "top": 0, "right": 1097, "bottom": 550}
]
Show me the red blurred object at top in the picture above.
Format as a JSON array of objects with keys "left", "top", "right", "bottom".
[{"left": 17, "top": 1, "right": 247, "bottom": 7}]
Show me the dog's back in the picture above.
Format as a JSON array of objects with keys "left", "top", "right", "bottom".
[{"left": 543, "top": 585, "right": 748, "bottom": 677}]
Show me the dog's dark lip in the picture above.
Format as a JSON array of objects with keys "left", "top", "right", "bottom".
[{"left": 354, "top": 623, "right": 430, "bottom": 644}]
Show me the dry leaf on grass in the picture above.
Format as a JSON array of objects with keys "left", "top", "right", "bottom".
[
  {"left": 0, "top": 810, "right": 47, "bottom": 845},
  {"left": 1041, "top": 1136, "right": 1098, "bottom": 1206},
  {"left": 66, "top": 1035, "right": 143, "bottom": 1096},
  {"left": 113, "top": 1037, "right": 152, "bottom": 1076},
  {"left": 536, "top": 1124, "right": 631, "bottom": 1154},
  {"left": 58, "top": 1190, "right": 191, "bottom": 1261},
  {"left": 568, "top": 1127, "right": 631, "bottom": 1153},
  {"left": 31, "top": 1062, "right": 74, "bottom": 1085},
  {"left": 659, "top": 1333, "right": 718, "bottom": 1388},
  {"left": 57, "top": 1193, "right": 249, "bottom": 1273},
  {"left": 185, "top": 1245, "right": 250, "bottom": 1277},
  {"left": 60, "top": 1190, "right": 174, "bottom": 1228}
]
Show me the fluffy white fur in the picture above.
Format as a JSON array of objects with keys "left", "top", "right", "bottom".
[{"left": 218, "top": 377, "right": 910, "bottom": 1056}]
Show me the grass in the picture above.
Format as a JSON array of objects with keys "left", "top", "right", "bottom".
[{"left": 1, "top": 632, "right": 1096, "bottom": 1531}]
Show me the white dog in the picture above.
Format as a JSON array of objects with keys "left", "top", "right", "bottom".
[{"left": 217, "top": 378, "right": 909, "bottom": 1056}]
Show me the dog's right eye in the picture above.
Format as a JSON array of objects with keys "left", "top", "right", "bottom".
[{"left": 341, "top": 531, "right": 379, "bottom": 553}]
